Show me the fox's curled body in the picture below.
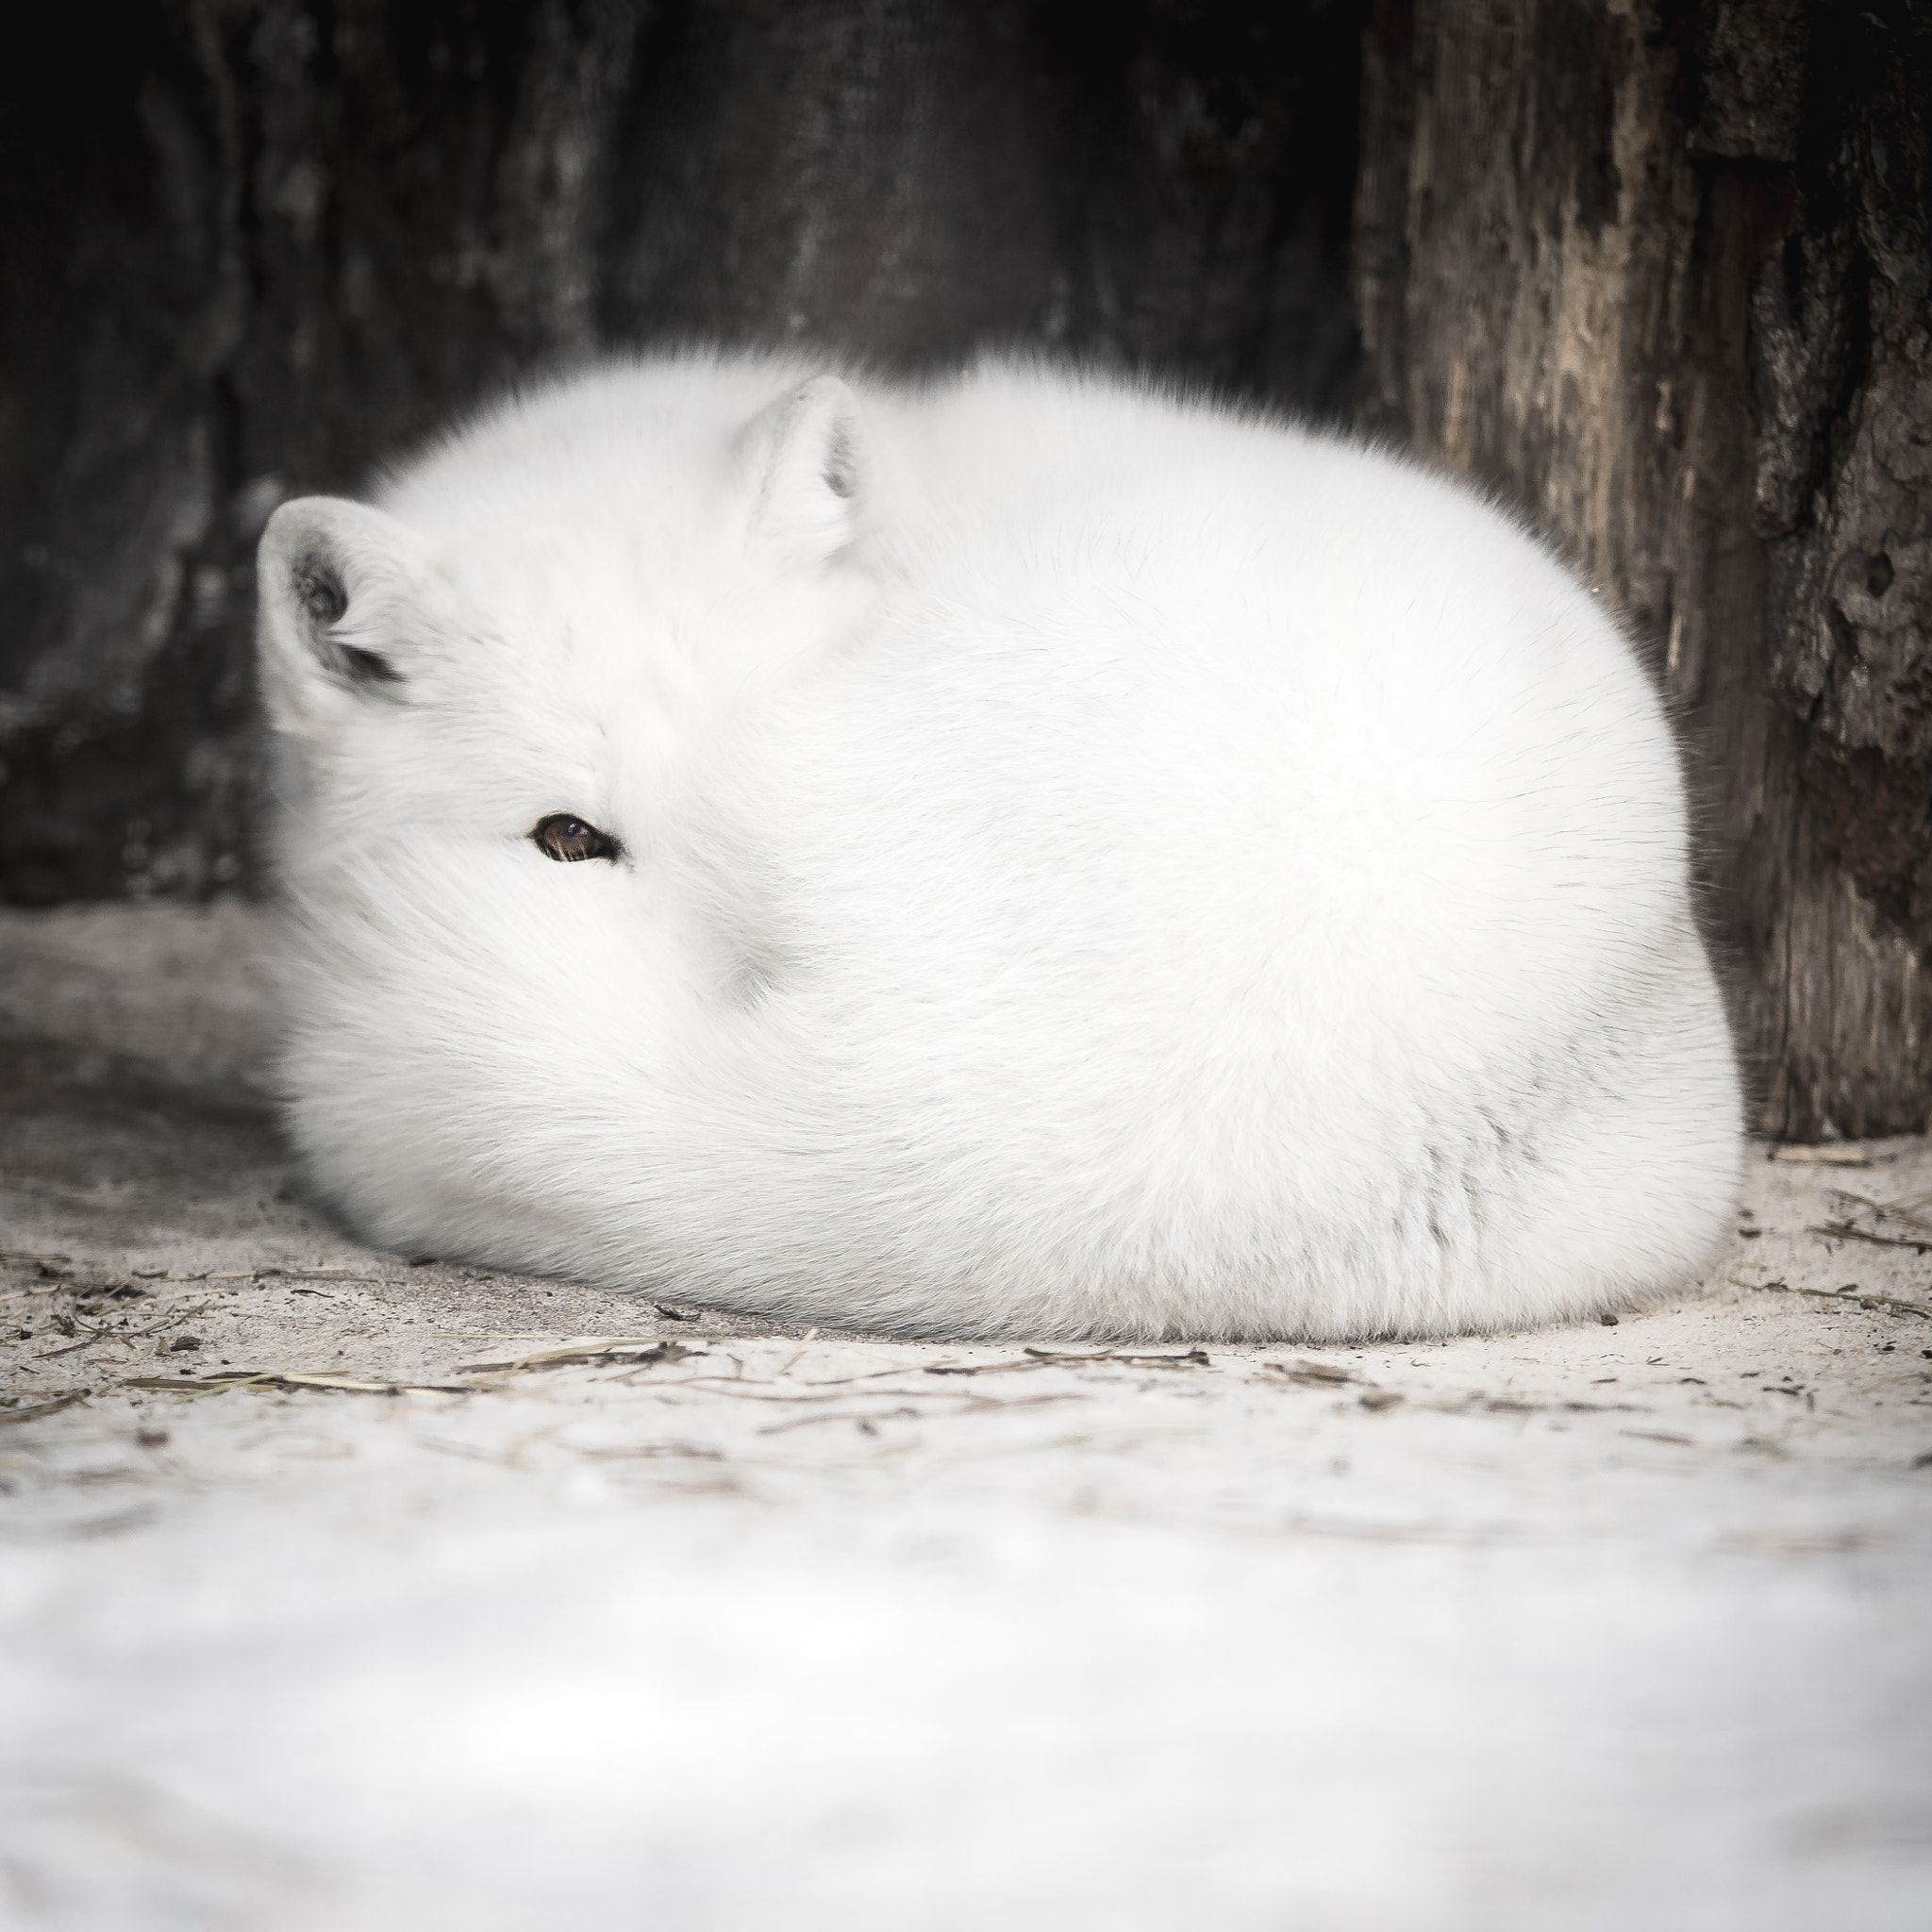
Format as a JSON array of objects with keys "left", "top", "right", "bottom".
[{"left": 258, "top": 350, "right": 1741, "bottom": 1340}]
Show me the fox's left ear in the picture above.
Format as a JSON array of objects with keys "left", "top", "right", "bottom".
[
  {"left": 257, "top": 497, "right": 441, "bottom": 739},
  {"left": 739, "top": 375, "right": 870, "bottom": 570}
]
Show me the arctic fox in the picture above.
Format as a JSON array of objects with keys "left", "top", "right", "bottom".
[{"left": 257, "top": 350, "right": 1741, "bottom": 1340}]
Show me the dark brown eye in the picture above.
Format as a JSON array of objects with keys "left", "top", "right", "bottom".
[{"left": 532, "top": 813, "right": 621, "bottom": 864}]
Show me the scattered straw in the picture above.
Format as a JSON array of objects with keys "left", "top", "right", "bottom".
[
  {"left": 573, "top": 1441, "right": 724, "bottom": 1462},
  {"left": 458, "top": 1339, "right": 702, "bottom": 1375},
  {"left": 1264, "top": 1359, "right": 1357, "bottom": 1387},
  {"left": 1808, "top": 1221, "right": 1932, "bottom": 1255},
  {"left": 759, "top": 1404, "right": 924, "bottom": 1437},
  {"left": 0, "top": 1391, "right": 89, "bottom": 1424},
  {"left": 125, "top": 1370, "right": 477, "bottom": 1399},
  {"left": 1023, "top": 1347, "right": 1211, "bottom": 1369},
  {"left": 1735, "top": 1278, "right": 1931, "bottom": 1321},
  {"left": 775, "top": 1327, "right": 822, "bottom": 1376},
  {"left": 1770, "top": 1144, "right": 1874, "bottom": 1167},
  {"left": 1830, "top": 1191, "right": 1932, "bottom": 1238}
]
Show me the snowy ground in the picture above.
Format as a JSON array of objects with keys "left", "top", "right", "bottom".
[{"left": 2, "top": 903, "right": 1929, "bottom": 1930}]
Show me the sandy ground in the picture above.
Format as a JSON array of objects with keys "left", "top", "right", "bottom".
[{"left": 1, "top": 903, "right": 1928, "bottom": 1930}]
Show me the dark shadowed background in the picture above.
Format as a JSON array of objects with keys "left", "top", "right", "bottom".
[{"left": 1, "top": 0, "right": 1928, "bottom": 1139}]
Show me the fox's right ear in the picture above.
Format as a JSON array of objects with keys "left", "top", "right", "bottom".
[
  {"left": 738, "top": 375, "right": 872, "bottom": 572},
  {"left": 256, "top": 497, "right": 436, "bottom": 737}
]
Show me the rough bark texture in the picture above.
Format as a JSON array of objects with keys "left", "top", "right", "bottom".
[
  {"left": 6, "top": 1, "right": 1927, "bottom": 1137},
  {"left": 0, "top": 0, "right": 1360, "bottom": 906},
  {"left": 1357, "top": 0, "right": 1932, "bottom": 1139}
]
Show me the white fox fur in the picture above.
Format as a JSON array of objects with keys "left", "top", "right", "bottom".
[{"left": 257, "top": 349, "right": 1742, "bottom": 1340}]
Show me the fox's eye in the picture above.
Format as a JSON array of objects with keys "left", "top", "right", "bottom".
[{"left": 532, "top": 813, "right": 621, "bottom": 864}]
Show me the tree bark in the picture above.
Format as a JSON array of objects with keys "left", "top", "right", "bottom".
[
  {"left": 7, "top": 1, "right": 1925, "bottom": 1139},
  {"left": 1357, "top": 0, "right": 1932, "bottom": 1139}
]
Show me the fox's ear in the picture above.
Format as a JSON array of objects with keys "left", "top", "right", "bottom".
[
  {"left": 256, "top": 497, "right": 436, "bottom": 736},
  {"left": 739, "top": 375, "right": 870, "bottom": 570}
]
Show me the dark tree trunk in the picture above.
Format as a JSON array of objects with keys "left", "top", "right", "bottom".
[
  {"left": 0, "top": 0, "right": 1360, "bottom": 906},
  {"left": 5, "top": 1, "right": 1927, "bottom": 1139},
  {"left": 1357, "top": 0, "right": 1932, "bottom": 1140}
]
